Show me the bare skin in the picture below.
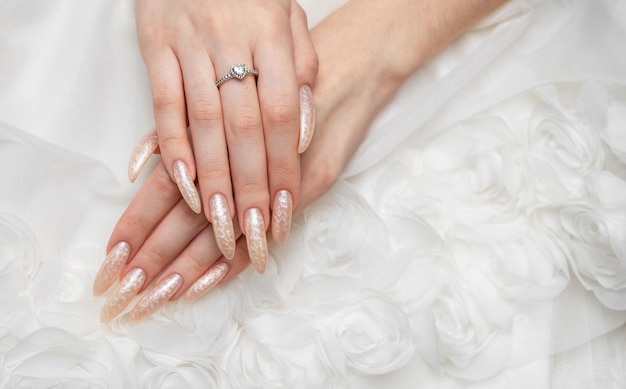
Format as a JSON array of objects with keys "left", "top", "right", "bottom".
[{"left": 95, "top": 0, "right": 507, "bottom": 320}]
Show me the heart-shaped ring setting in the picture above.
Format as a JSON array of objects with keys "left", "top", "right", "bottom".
[{"left": 215, "top": 63, "right": 259, "bottom": 88}]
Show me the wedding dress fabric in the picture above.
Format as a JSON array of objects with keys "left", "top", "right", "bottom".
[{"left": 1, "top": 0, "right": 625, "bottom": 387}]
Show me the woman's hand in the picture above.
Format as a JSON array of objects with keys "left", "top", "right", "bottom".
[
  {"left": 131, "top": 0, "right": 318, "bottom": 270},
  {"left": 93, "top": 0, "right": 508, "bottom": 321}
]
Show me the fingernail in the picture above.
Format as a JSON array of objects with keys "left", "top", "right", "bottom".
[
  {"left": 271, "top": 190, "right": 292, "bottom": 247},
  {"left": 128, "top": 128, "right": 159, "bottom": 183},
  {"left": 298, "top": 85, "right": 315, "bottom": 154},
  {"left": 129, "top": 273, "right": 183, "bottom": 321},
  {"left": 100, "top": 268, "right": 146, "bottom": 323},
  {"left": 209, "top": 194, "right": 236, "bottom": 260},
  {"left": 244, "top": 208, "right": 268, "bottom": 274},
  {"left": 173, "top": 160, "right": 201, "bottom": 214},
  {"left": 93, "top": 242, "right": 131, "bottom": 296},
  {"left": 184, "top": 262, "right": 229, "bottom": 300}
]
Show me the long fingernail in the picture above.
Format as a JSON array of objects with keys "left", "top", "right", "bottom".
[
  {"left": 100, "top": 268, "right": 146, "bottom": 323},
  {"left": 271, "top": 190, "right": 292, "bottom": 247},
  {"left": 184, "top": 262, "right": 229, "bottom": 300},
  {"left": 244, "top": 208, "right": 268, "bottom": 274},
  {"left": 209, "top": 194, "right": 236, "bottom": 260},
  {"left": 128, "top": 128, "right": 159, "bottom": 183},
  {"left": 173, "top": 160, "right": 201, "bottom": 214},
  {"left": 93, "top": 242, "right": 131, "bottom": 296},
  {"left": 129, "top": 273, "right": 183, "bottom": 321},
  {"left": 298, "top": 85, "right": 315, "bottom": 154}
]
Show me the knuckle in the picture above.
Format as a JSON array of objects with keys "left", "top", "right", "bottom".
[
  {"left": 196, "top": 163, "right": 229, "bottom": 184},
  {"left": 181, "top": 253, "right": 207, "bottom": 274},
  {"left": 308, "top": 156, "right": 341, "bottom": 192},
  {"left": 302, "top": 51, "right": 319, "bottom": 80},
  {"left": 152, "top": 86, "right": 182, "bottom": 110},
  {"left": 231, "top": 109, "right": 262, "bottom": 137},
  {"left": 158, "top": 130, "right": 187, "bottom": 152},
  {"left": 142, "top": 244, "right": 170, "bottom": 267},
  {"left": 265, "top": 101, "right": 298, "bottom": 127},
  {"left": 237, "top": 181, "right": 268, "bottom": 200},
  {"left": 257, "top": 4, "right": 289, "bottom": 30},
  {"left": 189, "top": 104, "right": 221, "bottom": 128},
  {"left": 270, "top": 161, "right": 298, "bottom": 182},
  {"left": 117, "top": 214, "right": 150, "bottom": 238}
]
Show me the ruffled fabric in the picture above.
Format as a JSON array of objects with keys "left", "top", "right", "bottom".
[{"left": 1, "top": 0, "right": 625, "bottom": 387}]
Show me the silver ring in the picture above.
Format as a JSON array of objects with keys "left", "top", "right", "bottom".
[{"left": 215, "top": 63, "right": 259, "bottom": 88}]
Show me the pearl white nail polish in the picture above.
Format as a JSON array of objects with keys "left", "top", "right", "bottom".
[
  {"left": 245, "top": 208, "right": 268, "bottom": 274},
  {"left": 93, "top": 241, "right": 131, "bottom": 296},
  {"left": 271, "top": 190, "right": 292, "bottom": 247},
  {"left": 129, "top": 273, "right": 183, "bottom": 321},
  {"left": 210, "top": 194, "right": 236, "bottom": 260},
  {"left": 173, "top": 160, "right": 201, "bottom": 214},
  {"left": 128, "top": 128, "right": 158, "bottom": 183},
  {"left": 298, "top": 85, "right": 315, "bottom": 154},
  {"left": 184, "top": 262, "right": 229, "bottom": 300},
  {"left": 100, "top": 268, "right": 146, "bottom": 323}
]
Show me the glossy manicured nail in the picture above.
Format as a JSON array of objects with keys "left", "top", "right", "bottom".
[
  {"left": 184, "top": 262, "right": 229, "bottom": 300},
  {"left": 271, "top": 190, "right": 292, "bottom": 247},
  {"left": 93, "top": 241, "right": 131, "bottom": 296},
  {"left": 129, "top": 273, "right": 183, "bottom": 321},
  {"left": 100, "top": 268, "right": 146, "bottom": 323},
  {"left": 244, "top": 208, "right": 268, "bottom": 274},
  {"left": 128, "top": 128, "right": 158, "bottom": 183},
  {"left": 298, "top": 85, "right": 315, "bottom": 154},
  {"left": 173, "top": 160, "right": 201, "bottom": 214},
  {"left": 209, "top": 194, "right": 236, "bottom": 260}
]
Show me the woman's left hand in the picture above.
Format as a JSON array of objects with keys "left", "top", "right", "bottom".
[{"left": 133, "top": 0, "right": 317, "bottom": 271}]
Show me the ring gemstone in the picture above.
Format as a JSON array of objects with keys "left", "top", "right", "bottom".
[{"left": 231, "top": 64, "right": 247, "bottom": 79}]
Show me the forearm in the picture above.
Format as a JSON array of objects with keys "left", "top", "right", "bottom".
[{"left": 303, "top": 0, "right": 507, "bottom": 203}]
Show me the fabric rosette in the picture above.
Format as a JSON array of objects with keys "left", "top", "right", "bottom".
[
  {"left": 289, "top": 277, "right": 415, "bottom": 380},
  {"left": 138, "top": 350, "right": 226, "bottom": 389},
  {"left": 557, "top": 172, "right": 626, "bottom": 310},
  {"left": 413, "top": 270, "right": 513, "bottom": 380},
  {"left": 0, "top": 328, "right": 133, "bottom": 388},
  {"left": 301, "top": 181, "right": 389, "bottom": 275}
]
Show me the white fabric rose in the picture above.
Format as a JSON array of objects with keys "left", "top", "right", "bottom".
[
  {"left": 225, "top": 334, "right": 305, "bottom": 388},
  {"left": 491, "top": 230, "right": 570, "bottom": 301},
  {"left": 327, "top": 291, "right": 414, "bottom": 376},
  {"left": 0, "top": 215, "right": 39, "bottom": 299},
  {"left": 525, "top": 86, "right": 604, "bottom": 207},
  {"left": 1, "top": 328, "right": 134, "bottom": 388},
  {"left": 394, "top": 116, "right": 528, "bottom": 244},
  {"left": 139, "top": 350, "right": 227, "bottom": 389},
  {"left": 302, "top": 181, "right": 389, "bottom": 275},
  {"left": 557, "top": 173, "right": 626, "bottom": 309},
  {"left": 414, "top": 271, "right": 512, "bottom": 380},
  {"left": 0, "top": 215, "right": 40, "bottom": 340}
]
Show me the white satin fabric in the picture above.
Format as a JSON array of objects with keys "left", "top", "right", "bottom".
[{"left": 1, "top": 0, "right": 626, "bottom": 387}]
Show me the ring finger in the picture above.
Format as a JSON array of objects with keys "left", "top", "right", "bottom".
[{"left": 215, "top": 53, "right": 270, "bottom": 275}]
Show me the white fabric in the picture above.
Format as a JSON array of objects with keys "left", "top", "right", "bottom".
[{"left": 1, "top": 0, "right": 625, "bottom": 387}]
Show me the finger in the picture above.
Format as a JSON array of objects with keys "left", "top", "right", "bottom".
[
  {"left": 145, "top": 48, "right": 201, "bottom": 214},
  {"left": 289, "top": 1, "right": 317, "bottom": 154},
  {"left": 289, "top": 0, "right": 319, "bottom": 87},
  {"left": 254, "top": 36, "right": 300, "bottom": 247},
  {"left": 99, "top": 199, "right": 209, "bottom": 322},
  {"left": 94, "top": 162, "right": 181, "bottom": 296},
  {"left": 179, "top": 47, "right": 237, "bottom": 260},
  {"left": 216, "top": 58, "right": 270, "bottom": 273},
  {"left": 127, "top": 229, "right": 251, "bottom": 320}
]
